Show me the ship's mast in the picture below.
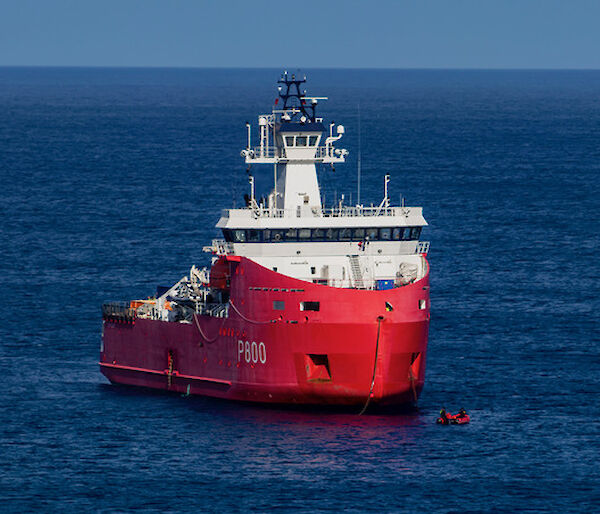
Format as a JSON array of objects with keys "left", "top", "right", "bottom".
[
  {"left": 241, "top": 72, "right": 348, "bottom": 217},
  {"left": 277, "top": 72, "right": 316, "bottom": 121},
  {"left": 357, "top": 102, "right": 361, "bottom": 206}
]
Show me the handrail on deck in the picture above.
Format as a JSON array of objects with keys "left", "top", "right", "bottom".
[
  {"left": 203, "top": 239, "right": 235, "bottom": 255},
  {"left": 102, "top": 301, "right": 136, "bottom": 320},
  {"left": 223, "top": 205, "right": 408, "bottom": 219},
  {"left": 416, "top": 241, "right": 430, "bottom": 255}
]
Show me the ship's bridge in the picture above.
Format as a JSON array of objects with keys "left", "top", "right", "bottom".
[
  {"left": 242, "top": 116, "right": 346, "bottom": 165},
  {"left": 204, "top": 72, "right": 430, "bottom": 289},
  {"left": 278, "top": 122, "right": 324, "bottom": 161},
  {"left": 206, "top": 201, "right": 430, "bottom": 288},
  {"left": 213, "top": 203, "right": 428, "bottom": 260}
]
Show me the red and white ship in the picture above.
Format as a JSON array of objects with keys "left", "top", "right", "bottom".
[{"left": 100, "top": 72, "right": 430, "bottom": 411}]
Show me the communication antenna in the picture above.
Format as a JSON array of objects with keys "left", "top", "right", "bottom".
[
  {"left": 249, "top": 175, "right": 255, "bottom": 205},
  {"left": 357, "top": 103, "right": 361, "bottom": 205},
  {"left": 384, "top": 174, "right": 390, "bottom": 208}
]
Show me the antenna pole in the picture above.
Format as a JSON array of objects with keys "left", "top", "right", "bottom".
[
  {"left": 384, "top": 174, "right": 390, "bottom": 209},
  {"left": 273, "top": 116, "right": 277, "bottom": 210},
  {"left": 357, "top": 103, "right": 361, "bottom": 205}
]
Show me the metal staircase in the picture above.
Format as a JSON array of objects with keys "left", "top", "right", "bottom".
[{"left": 348, "top": 255, "right": 365, "bottom": 289}]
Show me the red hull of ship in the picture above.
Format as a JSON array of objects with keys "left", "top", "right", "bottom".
[{"left": 100, "top": 257, "right": 430, "bottom": 408}]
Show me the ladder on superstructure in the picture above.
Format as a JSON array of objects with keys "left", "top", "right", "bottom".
[{"left": 348, "top": 255, "right": 366, "bottom": 289}]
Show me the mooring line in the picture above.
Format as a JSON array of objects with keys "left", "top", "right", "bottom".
[{"left": 359, "top": 316, "right": 384, "bottom": 415}]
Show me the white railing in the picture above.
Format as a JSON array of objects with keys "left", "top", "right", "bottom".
[
  {"left": 248, "top": 146, "right": 285, "bottom": 159},
  {"left": 251, "top": 208, "right": 288, "bottom": 218},
  {"left": 223, "top": 205, "right": 407, "bottom": 219},
  {"left": 203, "top": 239, "right": 235, "bottom": 255},
  {"left": 314, "top": 146, "right": 334, "bottom": 159},
  {"left": 246, "top": 145, "right": 345, "bottom": 163},
  {"left": 321, "top": 206, "right": 402, "bottom": 217},
  {"left": 295, "top": 275, "right": 418, "bottom": 290},
  {"left": 416, "top": 241, "right": 430, "bottom": 255}
]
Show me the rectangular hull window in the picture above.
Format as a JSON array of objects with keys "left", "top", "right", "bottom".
[{"left": 300, "top": 301, "right": 320, "bottom": 311}]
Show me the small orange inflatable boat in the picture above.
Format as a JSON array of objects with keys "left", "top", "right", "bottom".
[{"left": 436, "top": 408, "right": 470, "bottom": 425}]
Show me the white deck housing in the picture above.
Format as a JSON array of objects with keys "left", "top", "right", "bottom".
[{"left": 206, "top": 72, "right": 429, "bottom": 289}]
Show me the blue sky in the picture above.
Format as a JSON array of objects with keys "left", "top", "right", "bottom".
[{"left": 1, "top": 0, "right": 599, "bottom": 68}]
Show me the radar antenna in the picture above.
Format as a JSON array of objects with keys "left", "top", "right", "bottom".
[{"left": 277, "top": 71, "right": 318, "bottom": 122}]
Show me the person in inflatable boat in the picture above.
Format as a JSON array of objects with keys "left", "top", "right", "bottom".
[
  {"left": 438, "top": 408, "right": 452, "bottom": 425},
  {"left": 455, "top": 408, "right": 468, "bottom": 419}
]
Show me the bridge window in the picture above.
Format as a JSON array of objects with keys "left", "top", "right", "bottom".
[
  {"left": 247, "top": 229, "right": 261, "bottom": 242},
  {"left": 366, "top": 228, "right": 378, "bottom": 240},
  {"left": 296, "top": 136, "right": 307, "bottom": 147},
  {"left": 312, "top": 228, "right": 324, "bottom": 239},
  {"left": 339, "top": 228, "right": 351, "bottom": 241},
  {"left": 285, "top": 228, "right": 298, "bottom": 241},
  {"left": 299, "top": 228, "right": 311, "bottom": 240},
  {"left": 224, "top": 226, "right": 422, "bottom": 243},
  {"left": 285, "top": 136, "right": 294, "bottom": 146},
  {"left": 379, "top": 228, "right": 392, "bottom": 240},
  {"left": 308, "top": 135, "right": 318, "bottom": 146},
  {"left": 325, "top": 228, "right": 338, "bottom": 241},
  {"left": 353, "top": 228, "right": 365, "bottom": 239}
]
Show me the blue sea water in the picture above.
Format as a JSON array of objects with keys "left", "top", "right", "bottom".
[{"left": 0, "top": 67, "right": 599, "bottom": 512}]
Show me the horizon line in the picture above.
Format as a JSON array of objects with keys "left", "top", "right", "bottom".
[{"left": 1, "top": 65, "right": 600, "bottom": 72}]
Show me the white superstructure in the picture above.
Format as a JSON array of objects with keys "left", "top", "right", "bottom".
[{"left": 206, "top": 72, "right": 429, "bottom": 290}]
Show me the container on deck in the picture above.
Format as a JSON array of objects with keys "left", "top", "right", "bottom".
[{"left": 376, "top": 279, "right": 395, "bottom": 290}]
